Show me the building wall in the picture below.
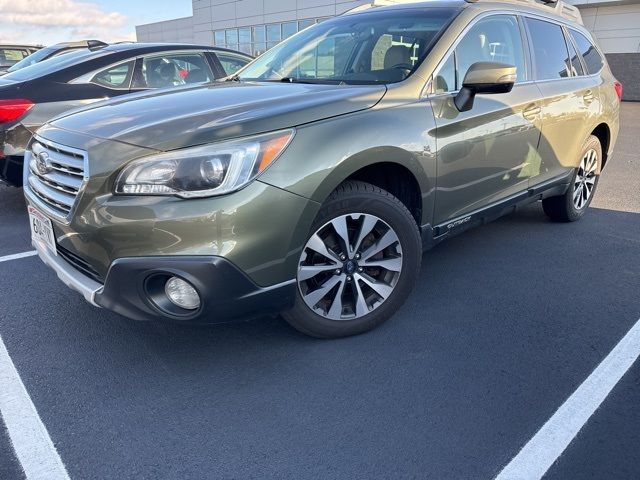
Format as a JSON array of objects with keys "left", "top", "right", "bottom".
[
  {"left": 136, "top": 0, "right": 640, "bottom": 100},
  {"left": 136, "top": 16, "right": 195, "bottom": 44},
  {"left": 577, "top": 3, "right": 640, "bottom": 100}
]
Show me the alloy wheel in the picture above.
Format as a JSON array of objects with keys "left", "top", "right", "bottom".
[
  {"left": 297, "top": 213, "right": 403, "bottom": 320},
  {"left": 573, "top": 149, "right": 598, "bottom": 210}
]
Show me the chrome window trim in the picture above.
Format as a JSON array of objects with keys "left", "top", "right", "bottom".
[
  {"left": 562, "top": 24, "right": 587, "bottom": 77},
  {"left": 69, "top": 58, "right": 136, "bottom": 90},
  {"left": 24, "top": 135, "right": 89, "bottom": 226},
  {"left": 69, "top": 49, "right": 219, "bottom": 90}
]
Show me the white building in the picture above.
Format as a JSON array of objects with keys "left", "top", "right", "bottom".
[{"left": 136, "top": 0, "right": 640, "bottom": 100}]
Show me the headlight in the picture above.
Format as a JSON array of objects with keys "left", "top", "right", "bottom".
[{"left": 115, "top": 129, "right": 294, "bottom": 198}]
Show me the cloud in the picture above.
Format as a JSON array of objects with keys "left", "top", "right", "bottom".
[
  {"left": 0, "top": 0, "right": 133, "bottom": 44},
  {"left": 0, "top": 0, "right": 127, "bottom": 28}
]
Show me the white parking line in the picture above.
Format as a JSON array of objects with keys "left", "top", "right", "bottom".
[
  {"left": 495, "top": 317, "right": 640, "bottom": 480},
  {"left": 0, "top": 335, "right": 70, "bottom": 480},
  {"left": 0, "top": 251, "right": 37, "bottom": 263}
]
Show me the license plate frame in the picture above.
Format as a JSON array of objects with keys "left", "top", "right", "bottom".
[{"left": 28, "top": 206, "right": 57, "bottom": 256}]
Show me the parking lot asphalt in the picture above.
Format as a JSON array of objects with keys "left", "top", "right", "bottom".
[{"left": 0, "top": 103, "right": 639, "bottom": 479}]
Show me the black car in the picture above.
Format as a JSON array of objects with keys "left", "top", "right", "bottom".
[
  {"left": 0, "top": 43, "right": 252, "bottom": 186},
  {"left": 4, "top": 40, "right": 108, "bottom": 74},
  {"left": 0, "top": 45, "right": 41, "bottom": 74}
]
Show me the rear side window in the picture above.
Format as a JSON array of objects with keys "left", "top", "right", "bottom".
[
  {"left": 135, "top": 53, "right": 214, "bottom": 88},
  {"left": 570, "top": 29, "right": 604, "bottom": 74},
  {"left": 526, "top": 18, "right": 571, "bottom": 80}
]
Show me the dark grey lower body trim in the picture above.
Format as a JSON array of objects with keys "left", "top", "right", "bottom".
[
  {"left": 421, "top": 171, "right": 573, "bottom": 249},
  {"left": 95, "top": 256, "right": 296, "bottom": 324}
]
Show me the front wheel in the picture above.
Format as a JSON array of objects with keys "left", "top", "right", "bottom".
[
  {"left": 282, "top": 181, "right": 422, "bottom": 339},
  {"left": 542, "top": 135, "right": 602, "bottom": 222}
]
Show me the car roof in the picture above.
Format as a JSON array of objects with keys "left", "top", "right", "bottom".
[
  {"left": 102, "top": 42, "right": 253, "bottom": 58},
  {"left": 345, "top": 0, "right": 583, "bottom": 26}
]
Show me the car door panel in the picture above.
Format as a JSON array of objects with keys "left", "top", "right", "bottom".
[
  {"left": 534, "top": 76, "right": 602, "bottom": 185},
  {"left": 429, "top": 14, "right": 542, "bottom": 224},
  {"left": 431, "top": 84, "right": 542, "bottom": 223}
]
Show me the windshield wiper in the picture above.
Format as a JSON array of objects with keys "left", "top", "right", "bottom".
[
  {"left": 224, "top": 74, "right": 242, "bottom": 82},
  {"left": 279, "top": 77, "right": 316, "bottom": 84},
  {"left": 279, "top": 77, "right": 343, "bottom": 85}
]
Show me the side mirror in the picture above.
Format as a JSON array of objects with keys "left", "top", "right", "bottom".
[{"left": 454, "top": 62, "right": 517, "bottom": 112}]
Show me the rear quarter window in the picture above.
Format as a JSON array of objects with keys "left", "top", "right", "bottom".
[
  {"left": 216, "top": 53, "right": 251, "bottom": 76},
  {"left": 92, "top": 61, "right": 134, "bottom": 88},
  {"left": 570, "top": 29, "right": 604, "bottom": 75}
]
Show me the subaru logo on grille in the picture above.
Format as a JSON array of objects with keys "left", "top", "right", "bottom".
[{"left": 36, "top": 151, "right": 52, "bottom": 175}]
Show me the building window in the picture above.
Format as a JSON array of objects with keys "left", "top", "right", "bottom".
[
  {"left": 266, "top": 24, "right": 282, "bottom": 43},
  {"left": 214, "top": 18, "right": 323, "bottom": 58},
  {"left": 252, "top": 25, "right": 265, "bottom": 43},
  {"left": 298, "top": 19, "right": 315, "bottom": 30},
  {"left": 214, "top": 31, "right": 225, "bottom": 46},
  {"left": 282, "top": 22, "right": 298, "bottom": 39},
  {"left": 225, "top": 28, "right": 239, "bottom": 49},
  {"left": 238, "top": 27, "right": 251, "bottom": 45}
]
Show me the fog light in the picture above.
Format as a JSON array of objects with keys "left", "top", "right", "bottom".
[{"left": 165, "top": 277, "right": 200, "bottom": 310}]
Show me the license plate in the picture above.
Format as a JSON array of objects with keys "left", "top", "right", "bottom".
[{"left": 28, "top": 206, "right": 57, "bottom": 256}]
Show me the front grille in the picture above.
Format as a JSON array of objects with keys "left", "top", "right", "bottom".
[
  {"left": 27, "top": 137, "right": 86, "bottom": 220},
  {"left": 57, "top": 244, "right": 104, "bottom": 284}
]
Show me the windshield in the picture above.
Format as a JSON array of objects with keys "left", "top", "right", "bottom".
[
  {"left": 237, "top": 8, "right": 457, "bottom": 85},
  {"left": 6, "top": 46, "right": 63, "bottom": 72},
  {"left": 3, "top": 48, "right": 108, "bottom": 82}
]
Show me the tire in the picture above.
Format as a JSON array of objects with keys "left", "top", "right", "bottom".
[
  {"left": 282, "top": 181, "right": 422, "bottom": 339},
  {"left": 542, "top": 135, "right": 602, "bottom": 222}
]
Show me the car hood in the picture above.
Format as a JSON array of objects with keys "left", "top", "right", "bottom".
[{"left": 49, "top": 81, "right": 387, "bottom": 151}]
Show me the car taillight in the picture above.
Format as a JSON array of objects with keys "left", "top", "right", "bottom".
[
  {"left": 0, "top": 99, "right": 34, "bottom": 124},
  {"left": 614, "top": 81, "right": 623, "bottom": 102}
]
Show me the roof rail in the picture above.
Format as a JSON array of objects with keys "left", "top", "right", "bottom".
[
  {"left": 466, "top": 0, "right": 582, "bottom": 23},
  {"left": 344, "top": 0, "right": 426, "bottom": 14},
  {"left": 345, "top": 0, "right": 583, "bottom": 24}
]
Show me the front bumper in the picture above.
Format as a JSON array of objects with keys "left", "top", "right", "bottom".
[
  {"left": 33, "top": 240, "right": 296, "bottom": 323},
  {"left": 33, "top": 239, "right": 102, "bottom": 306}
]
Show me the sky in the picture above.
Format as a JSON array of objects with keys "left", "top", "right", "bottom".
[{"left": 0, "top": 0, "right": 193, "bottom": 45}]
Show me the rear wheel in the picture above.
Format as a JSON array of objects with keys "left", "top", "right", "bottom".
[
  {"left": 543, "top": 135, "right": 602, "bottom": 222},
  {"left": 283, "top": 181, "right": 421, "bottom": 338}
]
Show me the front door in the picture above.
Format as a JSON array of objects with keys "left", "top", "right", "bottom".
[{"left": 429, "top": 14, "right": 543, "bottom": 225}]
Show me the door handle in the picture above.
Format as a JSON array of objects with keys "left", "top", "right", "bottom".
[{"left": 523, "top": 104, "right": 541, "bottom": 120}]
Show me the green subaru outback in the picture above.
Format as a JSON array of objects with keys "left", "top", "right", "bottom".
[{"left": 25, "top": 0, "right": 621, "bottom": 338}]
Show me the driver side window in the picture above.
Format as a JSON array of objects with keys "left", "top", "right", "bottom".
[{"left": 434, "top": 15, "right": 526, "bottom": 93}]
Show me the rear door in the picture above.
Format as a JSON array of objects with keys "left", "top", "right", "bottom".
[
  {"left": 430, "top": 14, "right": 543, "bottom": 224},
  {"left": 131, "top": 51, "right": 216, "bottom": 91},
  {"left": 524, "top": 17, "right": 602, "bottom": 187}
]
